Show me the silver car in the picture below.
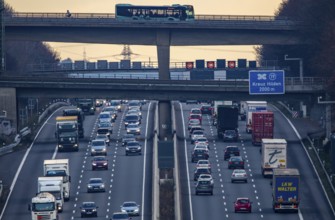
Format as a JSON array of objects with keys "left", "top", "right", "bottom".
[
  {"left": 231, "top": 169, "right": 248, "bottom": 183},
  {"left": 120, "top": 201, "right": 140, "bottom": 216},
  {"left": 87, "top": 178, "right": 105, "bottom": 193},
  {"left": 90, "top": 139, "right": 107, "bottom": 156},
  {"left": 126, "top": 123, "right": 141, "bottom": 135}
]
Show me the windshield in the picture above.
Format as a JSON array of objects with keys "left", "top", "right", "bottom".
[
  {"left": 99, "top": 114, "right": 110, "bottom": 119},
  {"left": 125, "top": 115, "right": 139, "bottom": 120},
  {"left": 32, "top": 202, "right": 55, "bottom": 211},
  {"left": 92, "top": 141, "right": 105, "bottom": 146}
]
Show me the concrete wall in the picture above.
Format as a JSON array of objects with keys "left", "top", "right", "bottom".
[{"left": 0, "top": 88, "right": 17, "bottom": 136}]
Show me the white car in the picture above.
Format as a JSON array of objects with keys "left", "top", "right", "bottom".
[
  {"left": 193, "top": 143, "right": 209, "bottom": 152},
  {"left": 196, "top": 160, "right": 211, "bottom": 171},
  {"left": 120, "top": 201, "right": 140, "bottom": 216},
  {"left": 231, "top": 169, "right": 248, "bottom": 183},
  {"left": 126, "top": 123, "right": 141, "bottom": 135},
  {"left": 191, "top": 130, "right": 205, "bottom": 144},
  {"left": 194, "top": 137, "right": 209, "bottom": 148},
  {"left": 198, "top": 174, "right": 214, "bottom": 186},
  {"left": 90, "top": 139, "right": 107, "bottom": 156},
  {"left": 188, "top": 119, "right": 201, "bottom": 130}
]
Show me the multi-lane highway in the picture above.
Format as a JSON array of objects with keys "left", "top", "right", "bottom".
[
  {"left": 0, "top": 102, "right": 154, "bottom": 220},
  {"left": 176, "top": 102, "right": 334, "bottom": 220},
  {"left": 0, "top": 101, "right": 334, "bottom": 220}
]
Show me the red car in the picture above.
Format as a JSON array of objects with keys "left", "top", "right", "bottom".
[{"left": 234, "top": 198, "right": 252, "bottom": 213}]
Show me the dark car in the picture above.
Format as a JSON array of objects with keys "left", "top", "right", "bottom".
[
  {"left": 195, "top": 180, "right": 213, "bottom": 195},
  {"left": 200, "top": 105, "right": 213, "bottom": 115},
  {"left": 111, "top": 212, "right": 130, "bottom": 220},
  {"left": 234, "top": 198, "right": 252, "bottom": 213},
  {"left": 87, "top": 178, "right": 106, "bottom": 193},
  {"left": 224, "top": 146, "right": 240, "bottom": 160},
  {"left": 191, "top": 149, "right": 209, "bottom": 163},
  {"left": 128, "top": 100, "right": 142, "bottom": 110},
  {"left": 122, "top": 134, "right": 136, "bottom": 146},
  {"left": 92, "top": 156, "right": 108, "bottom": 170},
  {"left": 80, "top": 201, "right": 98, "bottom": 218},
  {"left": 223, "top": 130, "right": 238, "bottom": 142},
  {"left": 124, "top": 114, "right": 141, "bottom": 128},
  {"left": 194, "top": 167, "right": 211, "bottom": 181},
  {"left": 125, "top": 141, "right": 142, "bottom": 155},
  {"left": 228, "top": 156, "right": 245, "bottom": 169}
]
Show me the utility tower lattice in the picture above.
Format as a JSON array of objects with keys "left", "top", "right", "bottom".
[{"left": 120, "top": 45, "right": 133, "bottom": 60}]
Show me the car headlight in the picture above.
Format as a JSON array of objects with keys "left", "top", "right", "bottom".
[
  {"left": 121, "top": 208, "right": 126, "bottom": 212},
  {"left": 58, "top": 145, "right": 63, "bottom": 148},
  {"left": 127, "top": 129, "right": 131, "bottom": 133},
  {"left": 137, "top": 147, "right": 141, "bottom": 150},
  {"left": 136, "top": 129, "right": 140, "bottom": 132},
  {"left": 103, "top": 162, "right": 107, "bottom": 165},
  {"left": 88, "top": 185, "right": 92, "bottom": 188},
  {"left": 57, "top": 205, "right": 62, "bottom": 210},
  {"left": 64, "top": 192, "right": 69, "bottom": 196},
  {"left": 101, "top": 184, "right": 105, "bottom": 188},
  {"left": 92, "top": 209, "right": 97, "bottom": 212},
  {"left": 81, "top": 209, "right": 86, "bottom": 212},
  {"left": 102, "top": 148, "right": 106, "bottom": 151},
  {"left": 126, "top": 147, "right": 129, "bottom": 150},
  {"left": 74, "top": 144, "right": 78, "bottom": 147},
  {"left": 92, "top": 162, "right": 97, "bottom": 166},
  {"left": 91, "top": 149, "right": 95, "bottom": 152}
]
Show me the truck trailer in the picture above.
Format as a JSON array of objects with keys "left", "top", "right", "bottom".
[
  {"left": 37, "top": 176, "right": 64, "bottom": 212},
  {"left": 55, "top": 116, "right": 79, "bottom": 152},
  {"left": 272, "top": 168, "right": 300, "bottom": 212},
  {"left": 252, "top": 112, "right": 274, "bottom": 145},
  {"left": 29, "top": 192, "right": 58, "bottom": 220},
  {"left": 44, "top": 159, "right": 71, "bottom": 201},
  {"left": 261, "top": 139, "right": 287, "bottom": 177},
  {"left": 216, "top": 105, "right": 239, "bottom": 138},
  {"left": 245, "top": 101, "right": 267, "bottom": 133}
]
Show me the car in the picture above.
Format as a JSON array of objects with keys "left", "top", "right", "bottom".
[
  {"left": 228, "top": 156, "right": 245, "bottom": 169},
  {"left": 190, "top": 108, "right": 202, "bottom": 115},
  {"left": 128, "top": 100, "right": 142, "bottom": 110},
  {"left": 196, "top": 160, "right": 211, "bottom": 171},
  {"left": 120, "top": 201, "right": 140, "bottom": 216},
  {"left": 111, "top": 212, "right": 130, "bottom": 220},
  {"left": 189, "top": 125, "right": 203, "bottom": 136},
  {"left": 194, "top": 167, "right": 211, "bottom": 181},
  {"left": 110, "top": 100, "right": 122, "bottom": 112},
  {"left": 188, "top": 119, "right": 201, "bottom": 130},
  {"left": 197, "top": 173, "right": 214, "bottom": 186},
  {"left": 103, "top": 106, "right": 118, "bottom": 121},
  {"left": 91, "top": 156, "right": 108, "bottom": 170},
  {"left": 95, "top": 133, "right": 110, "bottom": 146},
  {"left": 191, "top": 149, "right": 209, "bottom": 163},
  {"left": 122, "top": 134, "right": 136, "bottom": 146},
  {"left": 87, "top": 178, "right": 106, "bottom": 193},
  {"left": 194, "top": 136, "right": 209, "bottom": 148},
  {"left": 97, "top": 121, "right": 113, "bottom": 138},
  {"left": 98, "top": 112, "right": 112, "bottom": 123},
  {"left": 191, "top": 130, "right": 205, "bottom": 144},
  {"left": 125, "top": 141, "right": 142, "bottom": 155},
  {"left": 124, "top": 114, "right": 141, "bottom": 128},
  {"left": 189, "top": 114, "right": 202, "bottom": 124},
  {"left": 126, "top": 123, "right": 141, "bottom": 135},
  {"left": 80, "top": 201, "right": 98, "bottom": 218},
  {"left": 224, "top": 146, "right": 240, "bottom": 160},
  {"left": 195, "top": 179, "right": 213, "bottom": 195},
  {"left": 234, "top": 198, "right": 252, "bottom": 213},
  {"left": 90, "top": 139, "right": 107, "bottom": 156},
  {"left": 200, "top": 105, "right": 212, "bottom": 115},
  {"left": 193, "top": 143, "right": 209, "bottom": 152},
  {"left": 127, "top": 108, "right": 142, "bottom": 119},
  {"left": 223, "top": 129, "right": 239, "bottom": 142},
  {"left": 231, "top": 169, "right": 248, "bottom": 183}
]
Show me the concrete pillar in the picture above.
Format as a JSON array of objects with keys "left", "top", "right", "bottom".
[
  {"left": 0, "top": 88, "right": 17, "bottom": 136},
  {"left": 158, "top": 100, "right": 173, "bottom": 141},
  {"left": 156, "top": 30, "right": 170, "bottom": 80}
]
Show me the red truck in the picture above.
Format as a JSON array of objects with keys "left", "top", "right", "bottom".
[{"left": 252, "top": 112, "right": 274, "bottom": 145}]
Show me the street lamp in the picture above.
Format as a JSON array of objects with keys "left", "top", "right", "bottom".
[{"left": 284, "top": 54, "right": 303, "bottom": 84}]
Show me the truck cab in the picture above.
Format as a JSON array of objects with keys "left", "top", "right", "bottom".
[{"left": 29, "top": 192, "right": 58, "bottom": 220}]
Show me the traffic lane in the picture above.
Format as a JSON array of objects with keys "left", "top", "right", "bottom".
[{"left": 272, "top": 105, "right": 334, "bottom": 219}]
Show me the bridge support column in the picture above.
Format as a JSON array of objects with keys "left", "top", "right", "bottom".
[
  {"left": 156, "top": 30, "right": 170, "bottom": 80},
  {"left": 158, "top": 100, "right": 173, "bottom": 141},
  {"left": 0, "top": 88, "right": 17, "bottom": 138}
]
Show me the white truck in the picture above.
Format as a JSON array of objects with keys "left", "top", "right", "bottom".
[
  {"left": 43, "top": 159, "right": 71, "bottom": 201},
  {"left": 244, "top": 101, "right": 267, "bottom": 133},
  {"left": 29, "top": 192, "right": 58, "bottom": 220},
  {"left": 261, "top": 139, "right": 287, "bottom": 177},
  {"left": 37, "top": 176, "right": 64, "bottom": 212}
]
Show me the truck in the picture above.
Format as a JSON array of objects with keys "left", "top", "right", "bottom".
[
  {"left": 44, "top": 159, "right": 71, "bottom": 201},
  {"left": 244, "top": 101, "right": 267, "bottom": 133},
  {"left": 63, "top": 108, "right": 85, "bottom": 138},
  {"left": 37, "top": 177, "right": 64, "bottom": 212},
  {"left": 216, "top": 105, "right": 239, "bottom": 138},
  {"left": 29, "top": 192, "right": 58, "bottom": 220},
  {"left": 76, "top": 98, "right": 95, "bottom": 115},
  {"left": 55, "top": 116, "right": 79, "bottom": 152},
  {"left": 261, "top": 139, "right": 287, "bottom": 177},
  {"left": 272, "top": 168, "right": 300, "bottom": 212},
  {"left": 252, "top": 112, "right": 274, "bottom": 145}
]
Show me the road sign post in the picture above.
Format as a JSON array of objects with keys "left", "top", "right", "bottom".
[{"left": 249, "top": 70, "right": 285, "bottom": 95}]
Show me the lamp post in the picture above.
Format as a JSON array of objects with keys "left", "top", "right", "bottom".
[{"left": 284, "top": 54, "right": 303, "bottom": 84}]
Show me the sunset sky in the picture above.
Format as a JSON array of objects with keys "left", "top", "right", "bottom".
[{"left": 5, "top": 0, "right": 283, "bottom": 63}]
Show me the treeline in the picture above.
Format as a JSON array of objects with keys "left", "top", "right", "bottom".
[
  {"left": 4, "top": 4, "right": 60, "bottom": 74},
  {"left": 256, "top": 0, "right": 335, "bottom": 93}
]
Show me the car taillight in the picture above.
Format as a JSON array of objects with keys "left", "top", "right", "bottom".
[
  {"left": 229, "top": 161, "right": 232, "bottom": 164},
  {"left": 240, "top": 162, "right": 243, "bottom": 164}
]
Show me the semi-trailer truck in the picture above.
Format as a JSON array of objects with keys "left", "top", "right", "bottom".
[
  {"left": 216, "top": 105, "right": 239, "bottom": 138},
  {"left": 245, "top": 101, "right": 267, "bottom": 133},
  {"left": 37, "top": 176, "right": 64, "bottom": 212},
  {"left": 261, "top": 139, "right": 287, "bottom": 177},
  {"left": 29, "top": 192, "right": 58, "bottom": 220},
  {"left": 76, "top": 98, "right": 95, "bottom": 115},
  {"left": 272, "top": 168, "right": 300, "bottom": 212},
  {"left": 252, "top": 112, "right": 274, "bottom": 145},
  {"left": 44, "top": 159, "right": 71, "bottom": 201},
  {"left": 55, "top": 116, "right": 79, "bottom": 152},
  {"left": 63, "top": 108, "right": 84, "bottom": 138}
]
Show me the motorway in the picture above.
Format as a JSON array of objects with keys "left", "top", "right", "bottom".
[
  {"left": 175, "top": 102, "right": 334, "bottom": 220},
  {"left": 0, "top": 101, "right": 334, "bottom": 220},
  {"left": 0, "top": 102, "right": 154, "bottom": 220}
]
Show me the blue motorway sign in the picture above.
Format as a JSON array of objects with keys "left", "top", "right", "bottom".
[{"left": 249, "top": 70, "right": 285, "bottom": 95}]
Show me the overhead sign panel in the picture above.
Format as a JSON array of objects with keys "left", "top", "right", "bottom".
[{"left": 249, "top": 70, "right": 285, "bottom": 95}]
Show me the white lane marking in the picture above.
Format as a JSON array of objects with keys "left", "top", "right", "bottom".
[
  {"left": 179, "top": 102, "right": 194, "bottom": 220},
  {"left": 141, "top": 102, "right": 152, "bottom": 219}
]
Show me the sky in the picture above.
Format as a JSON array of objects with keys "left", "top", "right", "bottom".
[{"left": 5, "top": 0, "right": 284, "bottom": 63}]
